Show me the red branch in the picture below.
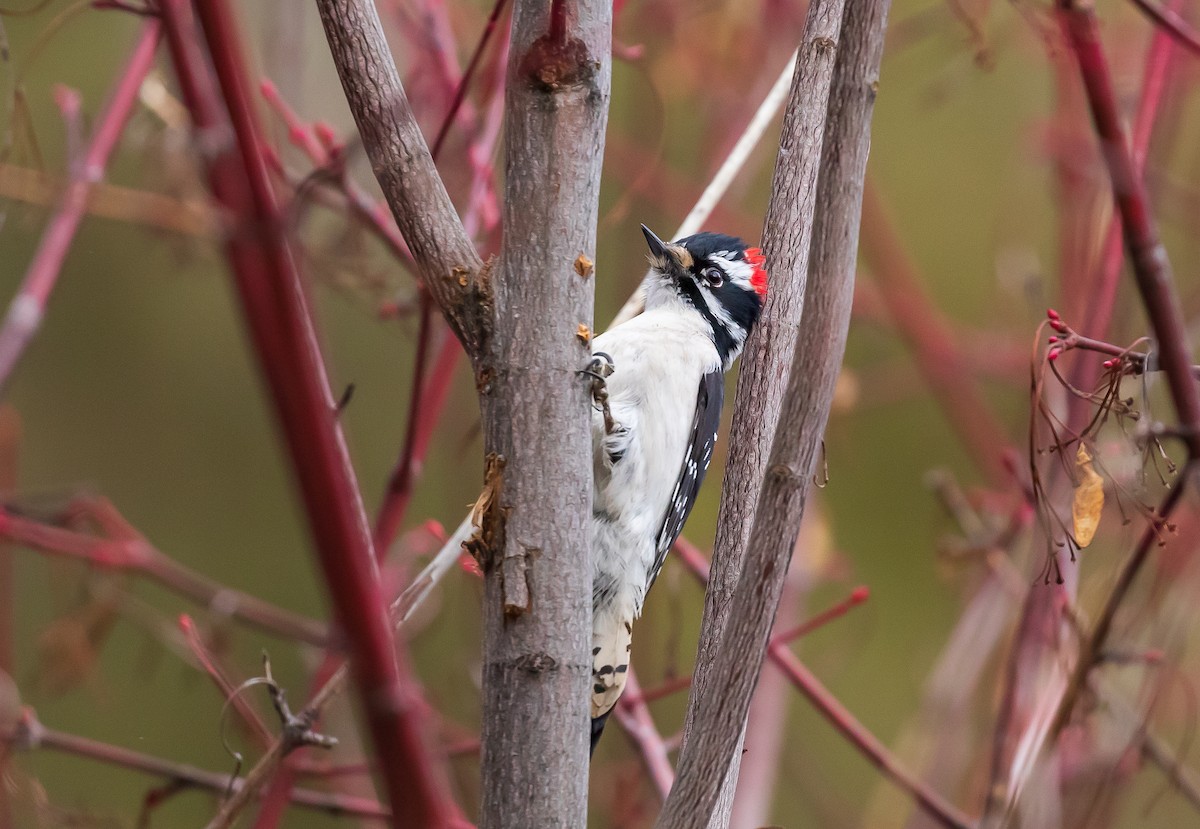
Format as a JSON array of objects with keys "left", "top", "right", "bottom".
[
  {"left": 0, "top": 504, "right": 330, "bottom": 646},
  {"left": 160, "top": 1, "right": 457, "bottom": 825},
  {"left": 1067, "top": 0, "right": 1178, "bottom": 429},
  {"left": 0, "top": 21, "right": 160, "bottom": 394},
  {"left": 2, "top": 710, "right": 389, "bottom": 820},
  {"left": 1127, "top": 0, "right": 1200, "bottom": 57},
  {"left": 671, "top": 541, "right": 970, "bottom": 827},
  {"left": 1057, "top": 0, "right": 1200, "bottom": 456}
]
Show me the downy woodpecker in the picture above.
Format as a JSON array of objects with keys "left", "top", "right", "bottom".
[{"left": 587, "top": 225, "right": 766, "bottom": 750}]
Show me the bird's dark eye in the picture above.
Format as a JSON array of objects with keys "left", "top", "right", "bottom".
[{"left": 701, "top": 267, "right": 723, "bottom": 287}]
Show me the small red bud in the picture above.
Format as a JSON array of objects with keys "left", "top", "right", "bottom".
[
  {"left": 1047, "top": 349, "right": 1060, "bottom": 361},
  {"left": 850, "top": 585, "right": 870, "bottom": 604},
  {"left": 314, "top": 121, "right": 339, "bottom": 151},
  {"left": 1047, "top": 336, "right": 1058, "bottom": 344},
  {"left": 1047, "top": 308, "right": 1060, "bottom": 320},
  {"left": 1103, "top": 359, "right": 1114, "bottom": 368},
  {"left": 1051, "top": 320, "right": 1068, "bottom": 333},
  {"left": 259, "top": 78, "right": 278, "bottom": 99}
]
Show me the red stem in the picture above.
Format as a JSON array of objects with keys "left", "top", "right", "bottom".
[
  {"left": 612, "top": 669, "right": 675, "bottom": 801},
  {"left": 670, "top": 539, "right": 973, "bottom": 828},
  {"left": 1127, "top": 0, "right": 1200, "bottom": 56},
  {"left": 0, "top": 21, "right": 160, "bottom": 394},
  {"left": 1058, "top": 0, "right": 1200, "bottom": 457},
  {"left": 372, "top": 1, "right": 508, "bottom": 555},
  {"left": 429, "top": 0, "right": 511, "bottom": 158},
  {"left": 3, "top": 711, "right": 390, "bottom": 820},
  {"left": 1067, "top": 0, "right": 1178, "bottom": 428},
  {"left": 161, "top": 1, "right": 457, "bottom": 825}
]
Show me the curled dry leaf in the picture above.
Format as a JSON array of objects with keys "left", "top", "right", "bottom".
[{"left": 1072, "top": 443, "right": 1104, "bottom": 548}]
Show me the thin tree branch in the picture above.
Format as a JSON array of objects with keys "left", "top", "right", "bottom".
[
  {"left": 766, "top": 646, "right": 975, "bottom": 829},
  {"left": 612, "top": 669, "right": 675, "bottom": 801},
  {"left": 672, "top": 539, "right": 973, "bottom": 829},
  {"left": 660, "top": 0, "right": 858, "bottom": 821},
  {"left": 0, "top": 20, "right": 160, "bottom": 395},
  {"left": 0, "top": 504, "right": 331, "bottom": 646},
  {"left": 315, "top": 0, "right": 488, "bottom": 356},
  {"left": 161, "top": 1, "right": 457, "bottom": 825},
  {"left": 1126, "top": 0, "right": 1200, "bottom": 57},
  {"left": 1056, "top": 0, "right": 1200, "bottom": 455},
  {"left": 3, "top": 710, "right": 390, "bottom": 821}
]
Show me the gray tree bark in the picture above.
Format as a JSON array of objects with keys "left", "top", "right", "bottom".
[
  {"left": 477, "top": 1, "right": 610, "bottom": 826},
  {"left": 315, "top": 1, "right": 609, "bottom": 826},
  {"left": 660, "top": 0, "right": 891, "bottom": 823}
]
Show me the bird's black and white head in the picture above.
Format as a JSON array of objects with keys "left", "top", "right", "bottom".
[{"left": 640, "top": 224, "right": 768, "bottom": 369}]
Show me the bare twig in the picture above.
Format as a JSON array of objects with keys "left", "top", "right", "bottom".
[
  {"left": 0, "top": 21, "right": 160, "bottom": 395},
  {"left": 315, "top": 0, "right": 488, "bottom": 354},
  {"left": 0, "top": 504, "right": 330, "bottom": 646},
  {"left": 162, "top": 1, "right": 458, "bottom": 825},
  {"left": 2, "top": 710, "right": 390, "bottom": 821},
  {"left": 1126, "top": 0, "right": 1200, "bottom": 57},
  {"left": 612, "top": 669, "right": 675, "bottom": 801}
]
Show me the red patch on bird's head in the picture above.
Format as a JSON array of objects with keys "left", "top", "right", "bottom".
[{"left": 744, "top": 247, "right": 768, "bottom": 298}]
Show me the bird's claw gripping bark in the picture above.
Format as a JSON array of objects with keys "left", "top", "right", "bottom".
[{"left": 580, "top": 352, "right": 617, "bottom": 435}]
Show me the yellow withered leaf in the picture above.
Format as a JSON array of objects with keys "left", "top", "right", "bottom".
[{"left": 1072, "top": 444, "right": 1105, "bottom": 548}]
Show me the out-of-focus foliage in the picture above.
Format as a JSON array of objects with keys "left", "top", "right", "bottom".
[{"left": 2, "top": 0, "right": 1200, "bottom": 826}]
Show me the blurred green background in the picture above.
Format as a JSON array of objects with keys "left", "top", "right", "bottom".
[{"left": 3, "top": 0, "right": 1200, "bottom": 826}]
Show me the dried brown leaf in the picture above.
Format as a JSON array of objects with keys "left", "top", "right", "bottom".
[{"left": 1072, "top": 443, "right": 1104, "bottom": 548}]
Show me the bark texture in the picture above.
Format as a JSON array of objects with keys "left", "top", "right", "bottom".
[
  {"left": 477, "top": 2, "right": 610, "bottom": 825},
  {"left": 661, "top": 0, "right": 890, "bottom": 823},
  {"left": 316, "top": 1, "right": 610, "bottom": 825}
]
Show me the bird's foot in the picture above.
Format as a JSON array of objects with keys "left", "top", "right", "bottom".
[{"left": 580, "top": 351, "right": 618, "bottom": 435}]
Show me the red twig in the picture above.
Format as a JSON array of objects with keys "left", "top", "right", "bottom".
[
  {"left": 670, "top": 542, "right": 967, "bottom": 827},
  {"left": 179, "top": 615, "right": 275, "bottom": 748},
  {"left": 0, "top": 505, "right": 330, "bottom": 646},
  {"left": 429, "top": 0, "right": 511, "bottom": 159},
  {"left": 161, "top": 0, "right": 457, "bottom": 825},
  {"left": 1068, "top": 0, "right": 1178, "bottom": 428},
  {"left": 765, "top": 646, "right": 974, "bottom": 829},
  {"left": 773, "top": 585, "right": 870, "bottom": 644},
  {"left": 0, "top": 21, "right": 160, "bottom": 394},
  {"left": 1126, "top": 0, "right": 1200, "bottom": 57},
  {"left": 2, "top": 710, "right": 390, "bottom": 820},
  {"left": 612, "top": 669, "right": 675, "bottom": 801},
  {"left": 1057, "top": 0, "right": 1200, "bottom": 456}
]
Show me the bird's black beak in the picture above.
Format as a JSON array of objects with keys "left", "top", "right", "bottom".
[
  {"left": 641, "top": 224, "right": 691, "bottom": 274},
  {"left": 641, "top": 224, "right": 670, "bottom": 260}
]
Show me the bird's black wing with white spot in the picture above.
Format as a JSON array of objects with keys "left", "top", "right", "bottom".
[{"left": 647, "top": 370, "right": 724, "bottom": 592}]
